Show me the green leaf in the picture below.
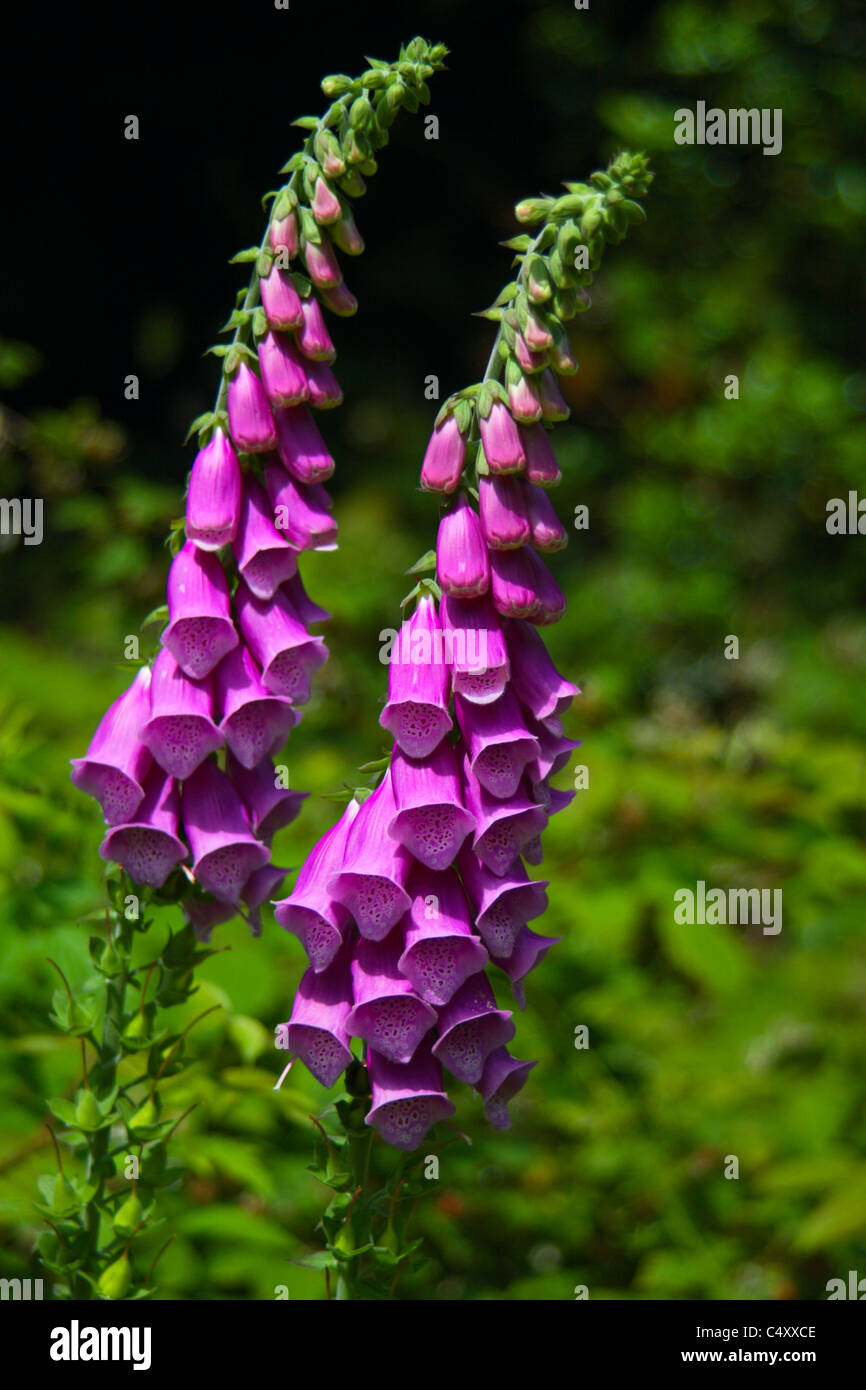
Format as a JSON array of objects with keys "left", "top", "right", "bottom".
[
  {"left": 288, "top": 1250, "right": 338, "bottom": 1270},
  {"left": 291, "top": 116, "right": 321, "bottom": 130},
  {"left": 404, "top": 549, "right": 436, "bottom": 577},
  {"left": 229, "top": 247, "right": 260, "bottom": 265}
]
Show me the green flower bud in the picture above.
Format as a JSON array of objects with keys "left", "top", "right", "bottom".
[
  {"left": 515, "top": 197, "right": 554, "bottom": 225},
  {"left": 526, "top": 256, "right": 553, "bottom": 304},
  {"left": 321, "top": 74, "right": 354, "bottom": 98},
  {"left": 75, "top": 1090, "right": 103, "bottom": 1130},
  {"left": 52, "top": 1173, "right": 79, "bottom": 1215},
  {"left": 113, "top": 1192, "right": 143, "bottom": 1237},
  {"left": 129, "top": 1096, "right": 158, "bottom": 1133},
  {"left": 349, "top": 96, "right": 373, "bottom": 131},
  {"left": 337, "top": 169, "right": 367, "bottom": 198},
  {"left": 97, "top": 1254, "right": 131, "bottom": 1300},
  {"left": 581, "top": 206, "right": 602, "bottom": 237}
]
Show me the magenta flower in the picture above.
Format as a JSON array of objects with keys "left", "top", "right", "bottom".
[
  {"left": 227, "top": 752, "right": 307, "bottom": 840},
  {"left": 259, "top": 266, "right": 304, "bottom": 331},
  {"left": 181, "top": 758, "right": 269, "bottom": 904},
  {"left": 346, "top": 933, "right": 437, "bottom": 1064},
  {"left": 282, "top": 570, "right": 330, "bottom": 626},
  {"left": 284, "top": 939, "right": 354, "bottom": 1088},
  {"left": 420, "top": 417, "right": 466, "bottom": 494},
  {"left": 330, "top": 209, "right": 364, "bottom": 256},
  {"left": 519, "top": 423, "right": 561, "bottom": 488},
  {"left": 274, "top": 404, "right": 335, "bottom": 484},
  {"left": 226, "top": 361, "right": 278, "bottom": 453},
  {"left": 455, "top": 688, "right": 540, "bottom": 800},
  {"left": 318, "top": 280, "right": 358, "bottom": 316},
  {"left": 477, "top": 1047, "right": 538, "bottom": 1130},
  {"left": 380, "top": 594, "right": 453, "bottom": 758},
  {"left": 524, "top": 548, "right": 567, "bottom": 625},
  {"left": 489, "top": 547, "right": 540, "bottom": 620},
  {"left": 498, "top": 925, "right": 560, "bottom": 1009},
  {"left": 527, "top": 484, "right": 568, "bottom": 551},
  {"left": 304, "top": 358, "right": 343, "bottom": 410},
  {"left": 365, "top": 1036, "right": 455, "bottom": 1151},
  {"left": 508, "top": 371, "right": 543, "bottom": 423},
  {"left": 185, "top": 429, "right": 241, "bottom": 551},
  {"left": 389, "top": 739, "right": 475, "bottom": 871},
  {"left": 431, "top": 973, "right": 515, "bottom": 1085},
  {"left": 303, "top": 236, "right": 342, "bottom": 288},
  {"left": 398, "top": 864, "right": 488, "bottom": 1006},
  {"left": 539, "top": 369, "right": 570, "bottom": 421},
  {"left": 479, "top": 401, "right": 526, "bottom": 474},
  {"left": 235, "top": 580, "right": 328, "bottom": 702},
  {"left": 70, "top": 666, "right": 153, "bottom": 825},
  {"left": 98, "top": 765, "right": 187, "bottom": 888},
  {"left": 140, "top": 648, "right": 222, "bottom": 781},
  {"left": 458, "top": 846, "right": 548, "bottom": 960},
  {"left": 265, "top": 463, "right": 338, "bottom": 551},
  {"left": 479, "top": 474, "right": 531, "bottom": 550},
  {"left": 328, "top": 772, "right": 413, "bottom": 940},
  {"left": 439, "top": 593, "right": 510, "bottom": 705},
  {"left": 214, "top": 644, "right": 299, "bottom": 769},
  {"left": 258, "top": 331, "right": 310, "bottom": 407},
  {"left": 503, "top": 618, "right": 579, "bottom": 723},
  {"left": 436, "top": 494, "right": 489, "bottom": 598},
  {"left": 163, "top": 541, "right": 238, "bottom": 679},
  {"left": 274, "top": 800, "right": 360, "bottom": 970},
  {"left": 295, "top": 295, "right": 336, "bottom": 362},
  {"left": 460, "top": 751, "right": 547, "bottom": 877},
  {"left": 232, "top": 475, "right": 299, "bottom": 601}
]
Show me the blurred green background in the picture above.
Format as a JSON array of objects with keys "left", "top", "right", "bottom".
[{"left": 2, "top": 0, "right": 866, "bottom": 1299}]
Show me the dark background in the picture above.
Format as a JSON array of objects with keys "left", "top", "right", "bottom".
[{"left": 2, "top": 0, "right": 866, "bottom": 1301}]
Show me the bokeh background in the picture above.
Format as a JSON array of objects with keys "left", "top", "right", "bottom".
[{"left": 2, "top": 0, "right": 865, "bottom": 1299}]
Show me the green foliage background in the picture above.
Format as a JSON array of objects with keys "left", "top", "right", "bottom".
[{"left": 1, "top": 0, "right": 865, "bottom": 1299}]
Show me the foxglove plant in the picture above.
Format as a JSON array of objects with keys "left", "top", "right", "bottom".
[
  {"left": 275, "top": 150, "right": 652, "bottom": 1296},
  {"left": 39, "top": 38, "right": 446, "bottom": 1300}
]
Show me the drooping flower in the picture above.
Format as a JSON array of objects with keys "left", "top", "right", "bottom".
[
  {"left": 140, "top": 648, "right": 223, "bottom": 781},
  {"left": 389, "top": 739, "right": 475, "bottom": 871},
  {"left": 328, "top": 772, "right": 413, "bottom": 940},
  {"left": 283, "top": 938, "right": 354, "bottom": 1088},
  {"left": 70, "top": 667, "right": 153, "bottom": 825},
  {"left": 380, "top": 593, "right": 453, "bottom": 758},
  {"left": 227, "top": 752, "right": 307, "bottom": 841},
  {"left": 365, "top": 1036, "right": 455, "bottom": 1151},
  {"left": 232, "top": 476, "right": 299, "bottom": 601},
  {"left": 214, "top": 643, "right": 299, "bottom": 769},
  {"left": 163, "top": 541, "right": 238, "bottom": 680},
  {"left": 274, "top": 800, "right": 359, "bottom": 970},
  {"left": 478, "top": 474, "right": 531, "bottom": 550},
  {"left": 181, "top": 758, "right": 270, "bottom": 904},
  {"left": 345, "top": 933, "right": 437, "bottom": 1064},
  {"left": 274, "top": 404, "right": 335, "bottom": 484},
  {"left": 185, "top": 429, "right": 242, "bottom": 551},
  {"left": 235, "top": 580, "right": 328, "bottom": 702},
  {"left": 98, "top": 765, "right": 187, "bottom": 888},
  {"left": 479, "top": 401, "right": 525, "bottom": 474}
]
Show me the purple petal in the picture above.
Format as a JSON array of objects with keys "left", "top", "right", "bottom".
[
  {"left": 389, "top": 740, "right": 475, "bottom": 871},
  {"left": 141, "top": 648, "right": 223, "bottom": 780},
  {"left": 70, "top": 666, "right": 153, "bottom": 825}
]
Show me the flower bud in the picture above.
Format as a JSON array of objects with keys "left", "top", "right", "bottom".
[
  {"left": 479, "top": 401, "right": 525, "bottom": 474},
  {"left": 295, "top": 294, "right": 336, "bottom": 362},
  {"left": 526, "top": 257, "right": 553, "bottom": 304},
  {"left": 538, "top": 370, "right": 570, "bottom": 422},
  {"left": 315, "top": 128, "right": 345, "bottom": 178},
  {"left": 259, "top": 266, "right": 304, "bottom": 331},
  {"left": 436, "top": 494, "right": 489, "bottom": 598},
  {"left": 420, "top": 416, "right": 466, "bottom": 493},
  {"left": 479, "top": 475, "right": 531, "bottom": 549},
  {"left": 97, "top": 1254, "right": 132, "bottom": 1300},
  {"left": 305, "top": 359, "right": 343, "bottom": 409},
  {"left": 227, "top": 361, "right": 278, "bottom": 452},
  {"left": 329, "top": 210, "right": 365, "bottom": 256},
  {"left": 519, "top": 423, "right": 561, "bottom": 488},
  {"left": 303, "top": 237, "right": 342, "bottom": 288},
  {"left": 257, "top": 331, "right": 310, "bottom": 408},
  {"left": 506, "top": 364, "right": 543, "bottom": 424},
  {"left": 312, "top": 176, "right": 342, "bottom": 226},
  {"left": 318, "top": 280, "right": 358, "bottom": 316},
  {"left": 269, "top": 212, "right": 299, "bottom": 259},
  {"left": 514, "top": 333, "right": 548, "bottom": 375},
  {"left": 526, "top": 485, "right": 568, "bottom": 551},
  {"left": 549, "top": 324, "right": 578, "bottom": 374},
  {"left": 514, "top": 197, "right": 553, "bottom": 224}
]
